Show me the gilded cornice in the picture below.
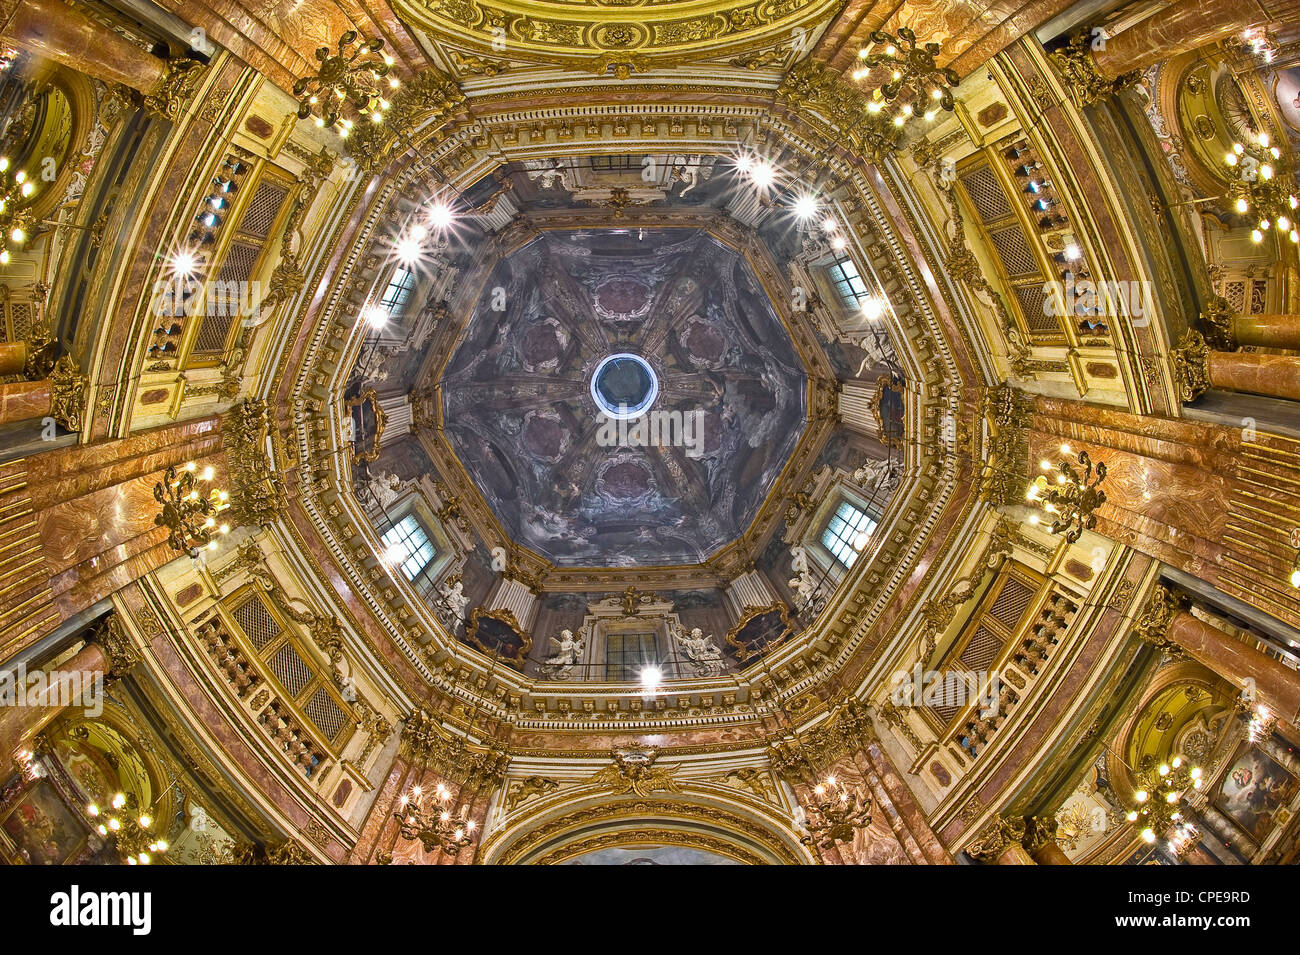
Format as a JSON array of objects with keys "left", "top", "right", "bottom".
[{"left": 390, "top": 0, "right": 843, "bottom": 72}]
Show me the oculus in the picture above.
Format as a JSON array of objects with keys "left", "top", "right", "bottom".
[{"left": 591, "top": 353, "right": 658, "bottom": 420}]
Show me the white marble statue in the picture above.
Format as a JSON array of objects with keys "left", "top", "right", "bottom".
[
  {"left": 677, "top": 626, "right": 723, "bottom": 678},
  {"left": 540, "top": 628, "right": 584, "bottom": 680},
  {"left": 369, "top": 470, "right": 407, "bottom": 509},
  {"left": 788, "top": 573, "right": 819, "bottom": 611},
  {"left": 853, "top": 457, "right": 902, "bottom": 498},
  {"left": 438, "top": 579, "right": 469, "bottom": 622}
]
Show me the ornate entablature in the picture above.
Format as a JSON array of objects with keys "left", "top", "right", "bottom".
[{"left": 390, "top": 0, "right": 844, "bottom": 76}]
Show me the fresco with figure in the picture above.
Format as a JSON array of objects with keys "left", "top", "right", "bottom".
[{"left": 440, "top": 228, "right": 806, "bottom": 567}]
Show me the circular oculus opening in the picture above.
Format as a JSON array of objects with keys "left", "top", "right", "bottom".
[{"left": 591, "top": 353, "right": 658, "bottom": 420}]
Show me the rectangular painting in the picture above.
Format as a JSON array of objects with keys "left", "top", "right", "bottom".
[
  {"left": 1215, "top": 746, "right": 1299, "bottom": 843},
  {"left": 0, "top": 778, "right": 88, "bottom": 865}
]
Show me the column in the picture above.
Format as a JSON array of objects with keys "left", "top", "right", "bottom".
[
  {"left": 1220, "top": 314, "right": 1300, "bottom": 350},
  {"left": 0, "top": 378, "right": 50, "bottom": 424},
  {"left": 1137, "top": 587, "right": 1300, "bottom": 726},
  {"left": 1092, "top": 0, "right": 1300, "bottom": 82},
  {"left": 966, "top": 815, "right": 1037, "bottom": 864},
  {"left": 1025, "top": 816, "right": 1073, "bottom": 864},
  {"left": 1174, "top": 329, "right": 1300, "bottom": 402},
  {"left": 0, "top": 0, "right": 167, "bottom": 93},
  {"left": 0, "top": 342, "right": 27, "bottom": 376},
  {"left": 0, "top": 616, "right": 137, "bottom": 769}
]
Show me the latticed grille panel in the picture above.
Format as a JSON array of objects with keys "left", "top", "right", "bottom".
[
  {"left": 303, "top": 687, "right": 347, "bottom": 742},
  {"left": 1014, "top": 284, "right": 1059, "bottom": 336},
  {"left": 959, "top": 626, "right": 1004, "bottom": 672},
  {"left": 269, "top": 643, "right": 312, "bottom": 698},
  {"left": 218, "top": 240, "right": 259, "bottom": 285},
  {"left": 989, "top": 577, "right": 1035, "bottom": 630},
  {"left": 1223, "top": 281, "right": 1246, "bottom": 313},
  {"left": 240, "top": 181, "right": 288, "bottom": 240},
  {"left": 192, "top": 312, "right": 235, "bottom": 353},
  {"left": 0, "top": 301, "right": 35, "bottom": 343},
  {"left": 960, "top": 166, "right": 1013, "bottom": 222},
  {"left": 989, "top": 226, "right": 1040, "bottom": 279},
  {"left": 230, "top": 596, "right": 281, "bottom": 650}
]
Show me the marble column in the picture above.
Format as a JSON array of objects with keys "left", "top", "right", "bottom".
[
  {"left": 0, "top": 0, "right": 167, "bottom": 93},
  {"left": 0, "top": 378, "right": 50, "bottom": 424},
  {"left": 1092, "top": 0, "right": 1300, "bottom": 81},
  {"left": 1170, "top": 612, "right": 1300, "bottom": 724},
  {"left": 0, "top": 342, "right": 27, "bottom": 376},
  {"left": 0, "top": 617, "right": 137, "bottom": 770},
  {"left": 967, "top": 815, "right": 1037, "bottom": 864},
  {"left": 1174, "top": 329, "right": 1300, "bottom": 402},
  {"left": 1139, "top": 588, "right": 1300, "bottom": 725},
  {"left": 1224, "top": 314, "right": 1300, "bottom": 350}
]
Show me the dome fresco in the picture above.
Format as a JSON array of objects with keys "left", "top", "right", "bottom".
[{"left": 440, "top": 228, "right": 807, "bottom": 566}]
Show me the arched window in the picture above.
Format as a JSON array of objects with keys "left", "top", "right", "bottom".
[
  {"left": 379, "top": 266, "right": 418, "bottom": 316},
  {"left": 820, "top": 498, "right": 877, "bottom": 569},
  {"left": 380, "top": 514, "right": 436, "bottom": 580},
  {"left": 826, "top": 254, "right": 871, "bottom": 310}
]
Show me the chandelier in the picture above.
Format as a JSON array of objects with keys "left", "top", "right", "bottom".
[
  {"left": 292, "top": 32, "right": 397, "bottom": 136},
  {"left": 801, "top": 773, "right": 873, "bottom": 850},
  {"left": 153, "top": 461, "right": 230, "bottom": 558},
  {"left": 87, "top": 792, "right": 169, "bottom": 865},
  {"left": 0, "top": 155, "right": 35, "bottom": 266},
  {"left": 1125, "top": 755, "right": 1203, "bottom": 849},
  {"left": 1026, "top": 444, "right": 1108, "bottom": 543},
  {"left": 854, "top": 28, "right": 960, "bottom": 127},
  {"left": 1224, "top": 131, "right": 1298, "bottom": 245},
  {"left": 394, "top": 782, "right": 476, "bottom": 855}
]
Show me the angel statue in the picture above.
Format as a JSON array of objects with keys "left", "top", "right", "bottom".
[
  {"left": 677, "top": 626, "right": 723, "bottom": 678},
  {"left": 788, "top": 573, "right": 816, "bottom": 609},
  {"left": 540, "top": 628, "right": 584, "bottom": 680},
  {"left": 437, "top": 578, "right": 469, "bottom": 624},
  {"left": 853, "top": 457, "right": 902, "bottom": 498}
]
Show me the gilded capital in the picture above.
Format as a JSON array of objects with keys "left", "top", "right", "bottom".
[
  {"left": 92, "top": 615, "right": 141, "bottom": 676},
  {"left": 1048, "top": 33, "right": 1140, "bottom": 108},
  {"left": 1133, "top": 585, "right": 1183, "bottom": 655},
  {"left": 966, "top": 814, "right": 1026, "bottom": 861},
  {"left": 1023, "top": 815, "right": 1060, "bottom": 855},
  {"left": 1171, "top": 329, "right": 1211, "bottom": 403}
]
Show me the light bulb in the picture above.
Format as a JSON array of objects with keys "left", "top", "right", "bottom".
[
  {"left": 428, "top": 202, "right": 454, "bottom": 229},
  {"left": 793, "top": 194, "right": 818, "bottom": 220}
]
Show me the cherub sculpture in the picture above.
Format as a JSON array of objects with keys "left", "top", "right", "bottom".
[{"left": 540, "top": 628, "right": 584, "bottom": 680}]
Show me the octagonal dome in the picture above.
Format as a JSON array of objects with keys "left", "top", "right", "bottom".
[{"left": 439, "top": 228, "right": 807, "bottom": 567}]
